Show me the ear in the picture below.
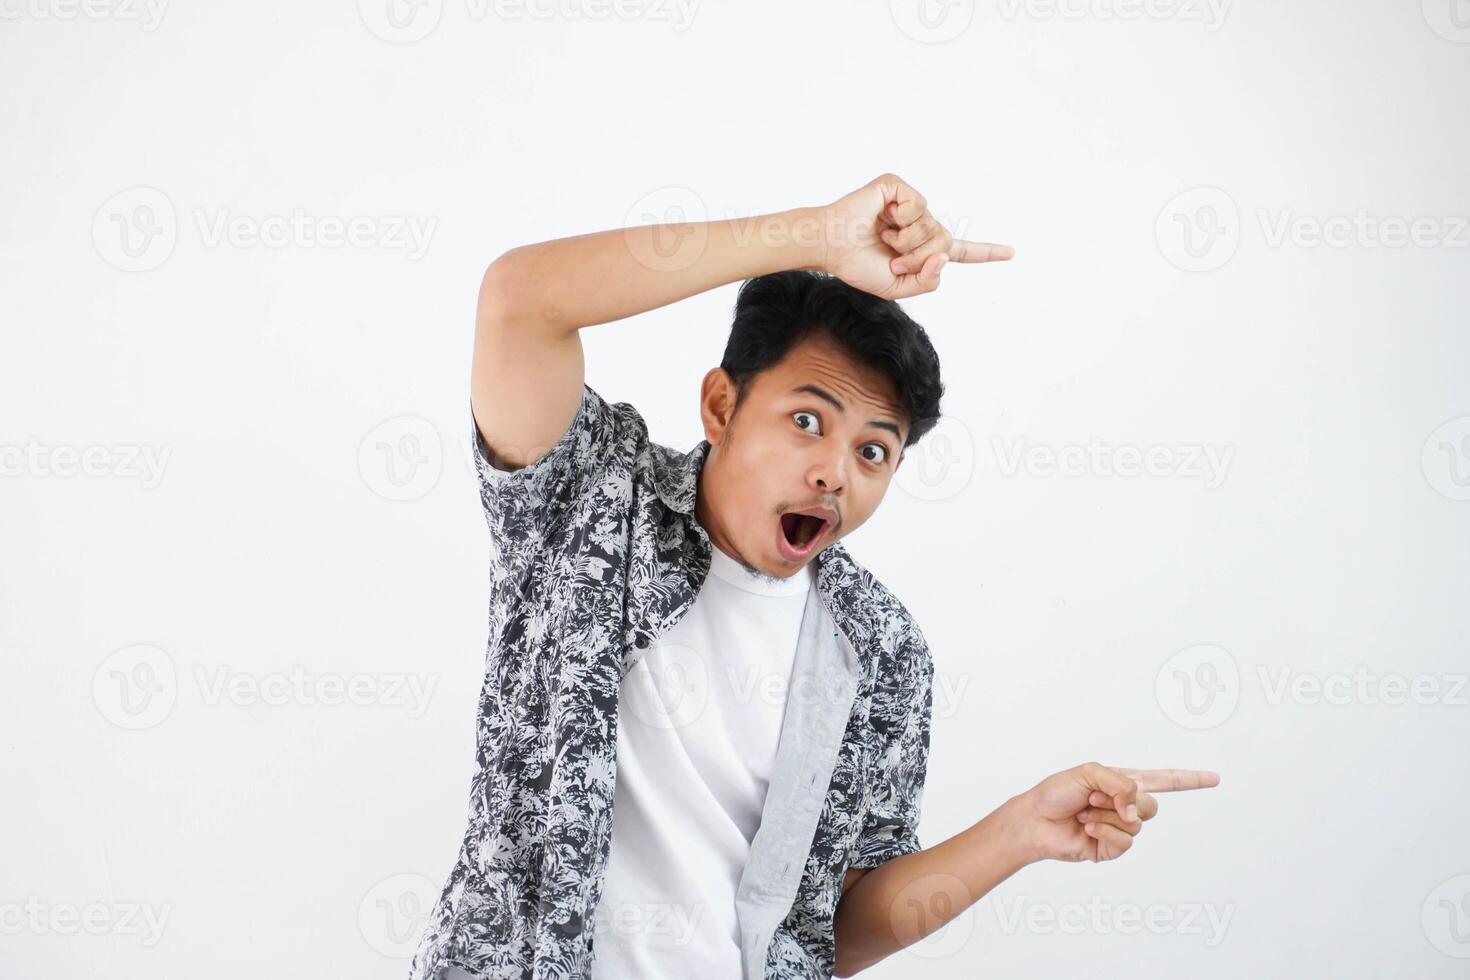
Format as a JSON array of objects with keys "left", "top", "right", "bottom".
[{"left": 699, "top": 367, "right": 739, "bottom": 446}]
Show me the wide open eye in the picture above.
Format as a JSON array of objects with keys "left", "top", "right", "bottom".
[
  {"left": 792, "top": 410, "right": 821, "bottom": 435},
  {"left": 860, "top": 443, "right": 888, "bottom": 465}
]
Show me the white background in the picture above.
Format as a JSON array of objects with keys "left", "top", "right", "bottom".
[{"left": 3, "top": 0, "right": 1468, "bottom": 977}]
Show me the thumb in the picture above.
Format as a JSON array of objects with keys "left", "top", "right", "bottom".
[
  {"left": 891, "top": 252, "right": 947, "bottom": 299},
  {"left": 1079, "top": 762, "right": 1139, "bottom": 822}
]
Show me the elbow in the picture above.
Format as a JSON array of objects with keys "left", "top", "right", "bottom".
[
  {"left": 481, "top": 246, "right": 526, "bottom": 288},
  {"left": 478, "top": 250, "right": 524, "bottom": 324},
  {"left": 478, "top": 248, "right": 567, "bottom": 336},
  {"left": 831, "top": 920, "right": 877, "bottom": 977}
]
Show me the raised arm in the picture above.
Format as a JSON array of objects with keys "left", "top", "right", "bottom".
[{"left": 469, "top": 173, "right": 1013, "bottom": 471}]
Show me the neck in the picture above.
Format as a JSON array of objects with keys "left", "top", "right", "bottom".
[{"left": 694, "top": 444, "right": 741, "bottom": 563}]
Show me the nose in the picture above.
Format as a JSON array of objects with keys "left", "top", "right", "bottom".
[{"left": 809, "top": 447, "right": 847, "bottom": 496}]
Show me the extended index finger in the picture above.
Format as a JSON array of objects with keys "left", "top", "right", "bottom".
[
  {"left": 1114, "top": 768, "right": 1221, "bottom": 792},
  {"left": 950, "top": 239, "right": 1015, "bottom": 263}
]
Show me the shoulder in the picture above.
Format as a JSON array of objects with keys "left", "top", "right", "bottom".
[
  {"left": 471, "top": 383, "right": 658, "bottom": 520},
  {"left": 553, "top": 383, "right": 658, "bottom": 483},
  {"left": 583, "top": 384, "right": 651, "bottom": 451}
]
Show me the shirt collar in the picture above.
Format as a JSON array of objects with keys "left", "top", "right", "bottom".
[{"left": 651, "top": 438, "right": 711, "bottom": 516}]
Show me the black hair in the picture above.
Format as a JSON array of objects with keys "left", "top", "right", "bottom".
[{"left": 719, "top": 270, "right": 944, "bottom": 447}]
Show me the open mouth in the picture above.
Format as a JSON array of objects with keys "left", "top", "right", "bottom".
[{"left": 777, "top": 510, "right": 833, "bottom": 559}]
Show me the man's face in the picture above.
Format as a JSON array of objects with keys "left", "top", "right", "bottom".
[{"left": 694, "top": 333, "right": 909, "bottom": 581}]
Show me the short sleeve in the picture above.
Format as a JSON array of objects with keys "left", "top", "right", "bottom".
[
  {"left": 470, "top": 383, "right": 616, "bottom": 569},
  {"left": 849, "top": 642, "right": 934, "bottom": 868}
]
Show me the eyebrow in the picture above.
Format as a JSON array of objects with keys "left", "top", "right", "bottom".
[{"left": 789, "top": 384, "right": 903, "bottom": 442}]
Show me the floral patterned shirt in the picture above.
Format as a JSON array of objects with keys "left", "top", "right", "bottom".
[{"left": 408, "top": 382, "right": 934, "bottom": 980}]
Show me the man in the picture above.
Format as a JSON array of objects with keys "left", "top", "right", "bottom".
[{"left": 409, "top": 173, "right": 1220, "bottom": 980}]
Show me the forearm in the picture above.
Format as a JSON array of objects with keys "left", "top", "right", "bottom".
[
  {"left": 833, "top": 796, "right": 1037, "bottom": 977},
  {"left": 484, "top": 206, "right": 826, "bottom": 338}
]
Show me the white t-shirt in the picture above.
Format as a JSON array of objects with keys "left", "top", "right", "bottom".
[{"left": 589, "top": 541, "right": 814, "bottom": 978}]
